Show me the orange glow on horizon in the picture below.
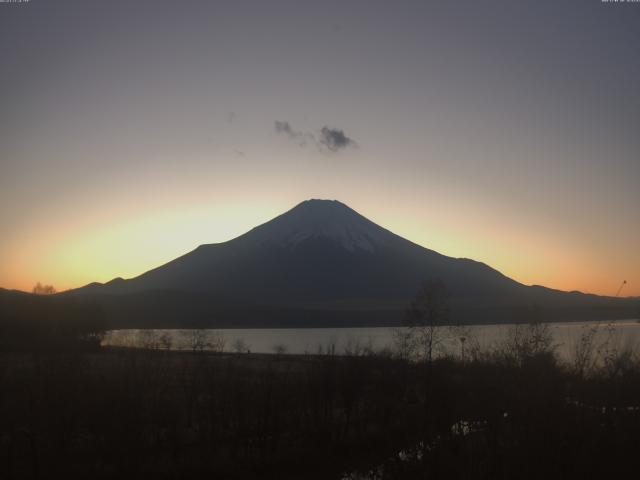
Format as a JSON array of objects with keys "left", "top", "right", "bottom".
[{"left": 1, "top": 199, "right": 638, "bottom": 298}]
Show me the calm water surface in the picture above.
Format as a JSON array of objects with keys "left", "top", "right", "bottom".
[{"left": 103, "top": 319, "right": 640, "bottom": 361}]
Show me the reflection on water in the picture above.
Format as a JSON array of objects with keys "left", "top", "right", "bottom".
[{"left": 103, "top": 320, "right": 640, "bottom": 361}]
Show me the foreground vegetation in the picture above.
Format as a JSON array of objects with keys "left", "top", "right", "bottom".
[
  {"left": 2, "top": 284, "right": 639, "bottom": 478},
  {"left": 1, "top": 325, "right": 640, "bottom": 479},
  {"left": 0, "top": 289, "right": 105, "bottom": 351}
]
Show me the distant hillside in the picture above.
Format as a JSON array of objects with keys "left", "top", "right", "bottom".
[{"left": 0, "top": 288, "right": 105, "bottom": 349}]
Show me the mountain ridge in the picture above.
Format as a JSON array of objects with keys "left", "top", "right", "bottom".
[
  {"left": 76, "top": 199, "right": 516, "bottom": 293},
  {"left": 63, "top": 199, "right": 638, "bottom": 327}
]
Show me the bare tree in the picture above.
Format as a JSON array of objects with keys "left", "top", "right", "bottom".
[
  {"left": 572, "top": 323, "right": 599, "bottom": 377},
  {"left": 499, "top": 321, "right": 555, "bottom": 366},
  {"left": 404, "top": 279, "right": 450, "bottom": 363},
  {"left": 32, "top": 282, "right": 56, "bottom": 295},
  {"left": 209, "top": 331, "right": 226, "bottom": 353},
  {"left": 598, "top": 323, "right": 638, "bottom": 379},
  {"left": 343, "top": 336, "right": 374, "bottom": 357},
  {"left": 182, "top": 329, "right": 210, "bottom": 353},
  {"left": 232, "top": 337, "right": 249, "bottom": 353},
  {"left": 392, "top": 327, "right": 416, "bottom": 361}
]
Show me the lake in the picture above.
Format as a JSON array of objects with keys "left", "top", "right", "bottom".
[{"left": 103, "top": 319, "right": 640, "bottom": 362}]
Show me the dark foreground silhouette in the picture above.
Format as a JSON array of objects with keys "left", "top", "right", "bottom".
[
  {"left": 2, "top": 285, "right": 639, "bottom": 478},
  {"left": 1, "top": 343, "right": 639, "bottom": 480}
]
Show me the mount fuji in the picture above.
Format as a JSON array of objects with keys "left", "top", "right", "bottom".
[{"left": 68, "top": 200, "right": 637, "bottom": 328}]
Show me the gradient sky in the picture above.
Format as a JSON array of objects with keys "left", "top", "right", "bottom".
[{"left": 1, "top": 0, "right": 639, "bottom": 297}]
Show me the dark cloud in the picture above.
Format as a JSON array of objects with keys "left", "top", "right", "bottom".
[
  {"left": 274, "top": 121, "right": 356, "bottom": 153},
  {"left": 319, "top": 127, "right": 355, "bottom": 152}
]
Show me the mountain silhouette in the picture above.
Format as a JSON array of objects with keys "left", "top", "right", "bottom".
[{"left": 68, "top": 200, "right": 637, "bottom": 328}]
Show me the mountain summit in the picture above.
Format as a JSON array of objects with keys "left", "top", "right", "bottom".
[
  {"left": 239, "top": 199, "right": 398, "bottom": 253},
  {"left": 70, "top": 200, "right": 636, "bottom": 327}
]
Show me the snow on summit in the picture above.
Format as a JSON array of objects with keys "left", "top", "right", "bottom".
[{"left": 246, "top": 199, "right": 397, "bottom": 252}]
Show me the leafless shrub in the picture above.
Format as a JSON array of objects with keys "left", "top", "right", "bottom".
[
  {"left": 392, "top": 328, "right": 416, "bottom": 361},
  {"left": 404, "top": 279, "right": 450, "bottom": 363},
  {"left": 181, "top": 329, "right": 211, "bottom": 353},
  {"left": 159, "top": 332, "right": 173, "bottom": 351},
  {"left": 272, "top": 344, "right": 288, "bottom": 355},
  {"left": 343, "top": 336, "right": 374, "bottom": 357},
  {"left": 572, "top": 323, "right": 600, "bottom": 377},
  {"left": 597, "top": 323, "right": 639, "bottom": 378},
  {"left": 496, "top": 322, "right": 556, "bottom": 366},
  {"left": 232, "top": 337, "right": 249, "bottom": 353},
  {"left": 209, "top": 331, "right": 226, "bottom": 353}
]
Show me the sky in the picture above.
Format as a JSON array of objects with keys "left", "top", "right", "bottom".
[{"left": 1, "top": 0, "right": 639, "bottom": 297}]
